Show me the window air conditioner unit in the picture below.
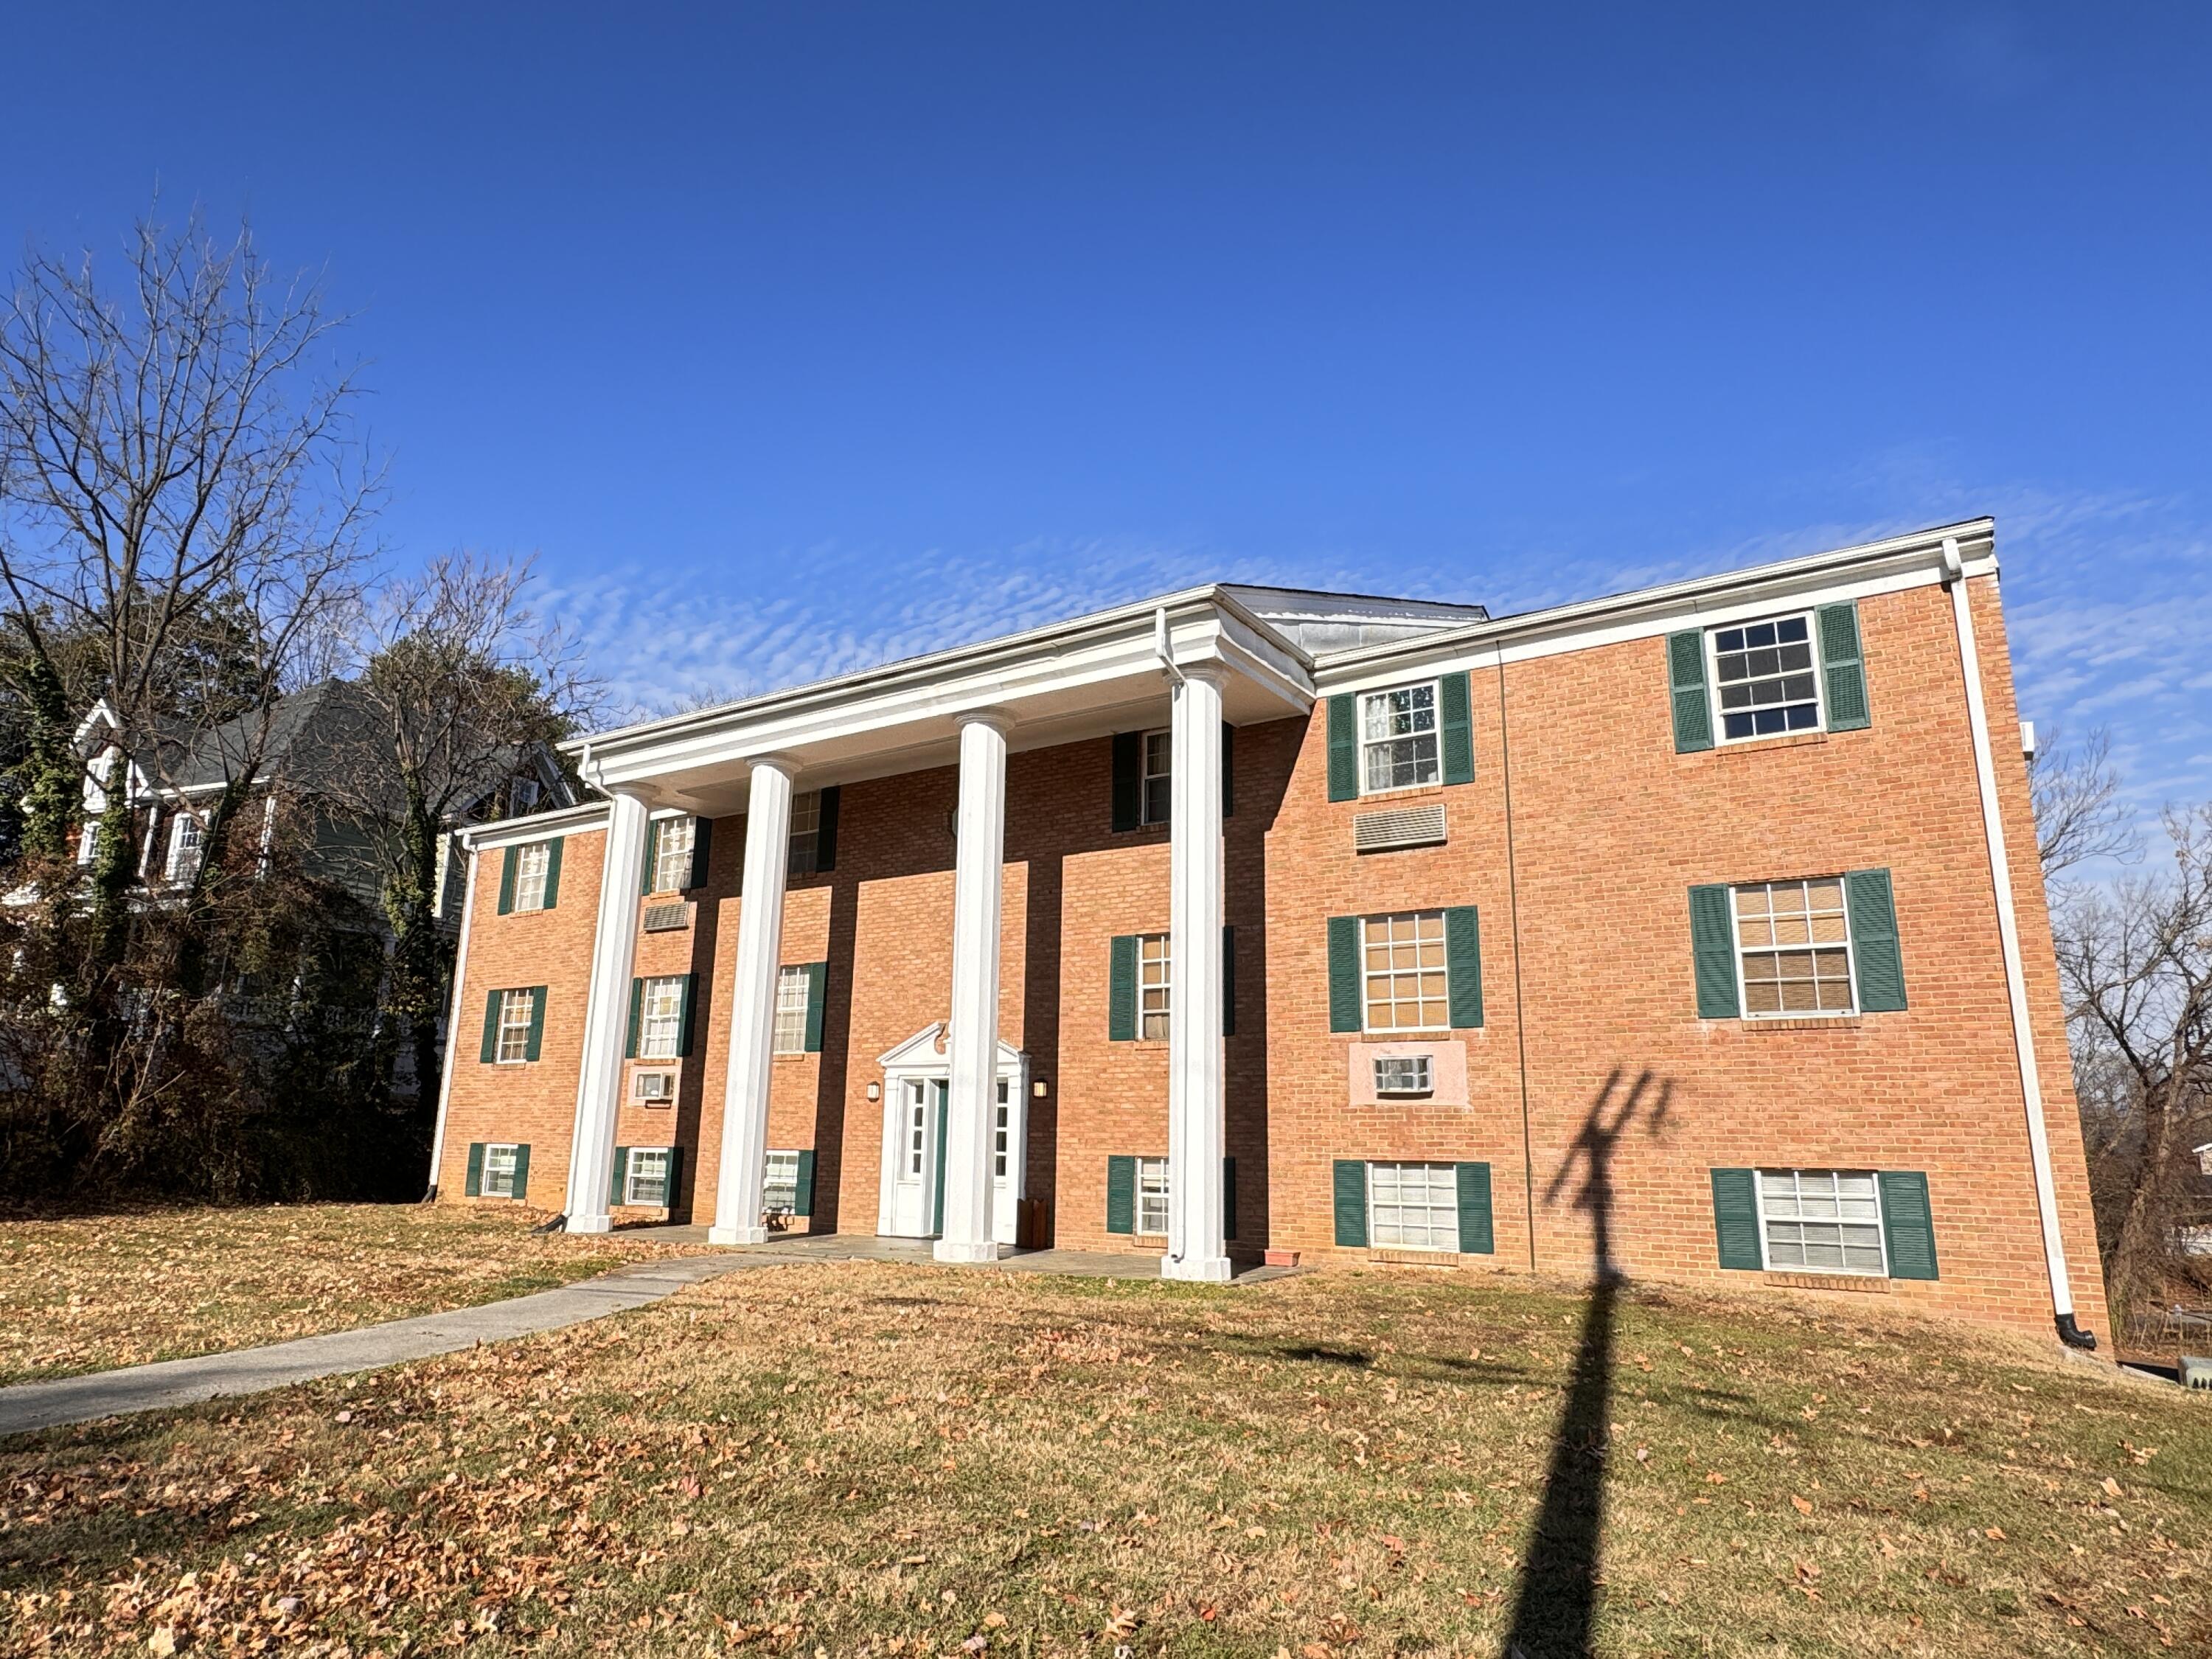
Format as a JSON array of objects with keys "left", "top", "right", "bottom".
[
  {"left": 1352, "top": 803, "right": 1447, "bottom": 854},
  {"left": 1373, "top": 1054, "right": 1433, "bottom": 1097},
  {"left": 633, "top": 1070, "right": 676, "bottom": 1104}
]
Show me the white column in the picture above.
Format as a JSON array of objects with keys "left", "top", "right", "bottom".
[
  {"left": 936, "top": 712, "right": 1009, "bottom": 1264},
  {"left": 709, "top": 757, "right": 798, "bottom": 1245},
  {"left": 563, "top": 790, "right": 651, "bottom": 1234},
  {"left": 1164, "top": 667, "right": 1231, "bottom": 1282}
]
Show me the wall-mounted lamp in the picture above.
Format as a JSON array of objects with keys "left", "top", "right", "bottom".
[
  {"left": 1032, "top": 1079, "right": 1048, "bottom": 1097},
  {"left": 866, "top": 1081, "right": 881, "bottom": 1101}
]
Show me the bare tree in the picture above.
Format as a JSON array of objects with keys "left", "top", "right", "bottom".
[
  {"left": 328, "top": 553, "right": 597, "bottom": 1107},
  {"left": 2031, "top": 725, "right": 2140, "bottom": 882},
  {"left": 2054, "top": 805, "right": 2212, "bottom": 1328}
]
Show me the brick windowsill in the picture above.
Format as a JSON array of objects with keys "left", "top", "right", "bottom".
[
  {"left": 1366, "top": 1248, "right": 1472, "bottom": 1268},
  {"left": 1764, "top": 1271, "right": 1892, "bottom": 1294},
  {"left": 1745, "top": 1016, "right": 1865, "bottom": 1034},
  {"left": 1705, "top": 730, "right": 1832, "bottom": 757}
]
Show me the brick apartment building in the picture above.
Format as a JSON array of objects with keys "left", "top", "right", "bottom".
[{"left": 427, "top": 518, "right": 2107, "bottom": 1348}]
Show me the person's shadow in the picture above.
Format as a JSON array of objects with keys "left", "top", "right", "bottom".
[{"left": 1503, "top": 1068, "right": 1672, "bottom": 1658}]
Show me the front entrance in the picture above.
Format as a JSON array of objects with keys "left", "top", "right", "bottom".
[{"left": 876, "top": 1024, "right": 1026, "bottom": 1245}]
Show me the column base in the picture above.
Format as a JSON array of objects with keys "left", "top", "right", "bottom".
[
  {"left": 933, "top": 1238, "right": 1001, "bottom": 1265},
  {"left": 563, "top": 1212, "right": 613, "bottom": 1236},
  {"left": 1161, "top": 1253, "right": 1234, "bottom": 1284},
  {"left": 709, "top": 1223, "right": 769, "bottom": 1246}
]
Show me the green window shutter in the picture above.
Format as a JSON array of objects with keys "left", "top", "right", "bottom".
[
  {"left": 464, "top": 1143, "right": 484, "bottom": 1197},
  {"left": 1439, "top": 670, "right": 1475, "bottom": 785},
  {"left": 1668, "top": 630, "right": 1714, "bottom": 753},
  {"left": 1711, "top": 1168, "right": 1762, "bottom": 1270},
  {"left": 663, "top": 1146, "right": 683, "bottom": 1211},
  {"left": 1326, "top": 695, "right": 1358, "bottom": 801},
  {"left": 1333, "top": 1160, "right": 1369, "bottom": 1248},
  {"left": 1444, "top": 906, "right": 1483, "bottom": 1029},
  {"left": 497, "top": 846, "right": 517, "bottom": 915},
  {"left": 793, "top": 1149, "right": 816, "bottom": 1217},
  {"left": 1222, "top": 924, "right": 1236, "bottom": 1037},
  {"left": 1107, "top": 935, "right": 1138, "bottom": 1041},
  {"left": 1878, "top": 1171, "right": 1938, "bottom": 1280},
  {"left": 1328, "top": 916, "right": 1363, "bottom": 1032},
  {"left": 1845, "top": 868, "right": 1907, "bottom": 1012},
  {"left": 1106, "top": 1155, "right": 1135, "bottom": 1234},
  {"left": 1221, "top": 721, "right": 1235, "bottom": 818},
  {"left": 640, "top": 818, "right": 661, "bottom": 896},
  {"left": 1455, "top": 1162, "right": 1494, "bottom": 1254},
  {"left": 525, "top": 987, "right": 547, "bottom": 1061},
  {"left": 1110, "top": 732, "right": 1143, "bottom": 832},
  {"left": 1689, "top": 885, "right": 1740, "bottom": 1018},
  {"left": 1223, "top": 1155, "right": 1237, "bottom": 1240},
  {"left": 625, "top": 977, "right": 644, "bottom": 1059},
  {"left": 1817, "top": 602, "right": 1871, "bottom": 732},
  {"left": 676, "top": 973, "right": 698, "bottom": 1058},
  {"left": 543, "top": 838, "right": 563, "bottom": 909},
  {"left": 815, "top": 787, "right": 841, "bottom": 872},
  {"left": 609, "top": 1147, "right": 631, "bottom": 1208},
  {"left": 479, "top": 990, "right": 501, "bottom": 1063},
  {"left": 511, "top": 1144, "right": 532, "bottom": 1201},
  {"left": 689, "top": 818, "right": 713, "bottom": 890},
  {"left": 803, "top": 961, "right": 828, "bottom": 1051}
]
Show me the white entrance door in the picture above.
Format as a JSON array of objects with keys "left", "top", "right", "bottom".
[
  {"left": 888, "top": 1077, "right": 941, "bottom": 1237},
  {"left": 992, "top": 1077, "right": 1021, "bottom": 1246}
]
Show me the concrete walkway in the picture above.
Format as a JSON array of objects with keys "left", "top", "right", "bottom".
[{"left": 0, "top": 1234, "right": 1293, "bottom": 1439}]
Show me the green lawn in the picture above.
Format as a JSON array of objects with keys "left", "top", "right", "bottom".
[{"left": 2, "top": 1261, "right": 2206, "bottom": 1656}]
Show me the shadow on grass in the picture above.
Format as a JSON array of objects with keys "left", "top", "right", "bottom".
[{"left": 1503, "top": 1067, "right": 1671, "bottom": 1659}]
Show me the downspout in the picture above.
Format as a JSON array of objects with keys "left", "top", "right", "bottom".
[
  {"left": 422, "top": 835, "right": 481, "bottom": 1202},
  {"left": 1942, "top": 535, "right": 2096, "bottom": 1350},
  {"left": 1153, "top": 607, "right": 1186, "bottom": 687}
]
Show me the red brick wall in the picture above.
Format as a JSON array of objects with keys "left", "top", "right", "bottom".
[{"left": 435, "top": 568, "right": 2107, "bottom": 1340}]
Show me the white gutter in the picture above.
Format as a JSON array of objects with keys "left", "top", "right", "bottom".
[
  {"left": 1943, "top": 535, "right": 2092, "bottom": 1348},
  {"left": 1153, "top": 606, "right": 1186, "bottom": 686},
  {"left": 422, "top": 838, "right": 481, "bottom": 1202}
]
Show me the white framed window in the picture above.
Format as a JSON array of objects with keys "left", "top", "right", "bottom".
[
  {"left": 1363, "top": 911, "right": 1448, "bottom": 1032},
  {"left": 632, "top": 1069, "right": 675, "bottom": 1103},
  {"left": 764, "top": 1150, "right": 800, "bottom": 1215},
  {"left": 1138, "top": 933, "right": 1171, "bottom": 1040},
  {"left": 1711, "top": 613, "right": 1820, "bottom": 742},
  {"left": 1373, "top": 1054, "right": 1433, "bottom": 1096},
  {"left": 483, "top": 1142, "right": 522, "bottom": 1199},
  {"left": 772, "top": 965, "right": 812, "bottom": 1055},
  {"left": 1360, "top": 681, "right": 1441, "bottom": 793},
  {"left": 1368, "top": 1161, "right": 1458, "bottom": 1251},
  {"left": 1758, "top": 1169, "right": 1885, "bottom": 1275},
  {"left": 787, "top": 791, "right": 821, "bottom": 877},
  {"left": 1734, "top": 879, "right": 1854, "bottom": 1018},
  {"left": 637, "top": 975, "right": 686, "bottom": 1060},
  {"left": 651, "top": 816, "right": 695, "bottom": 894},
  {"left": 1141, "top": 730, "right": 1172, "bottom": 825},
  {"left": 494, "top": 988, "right": 537, "bottom": 1064},
  {"left": 512, "top": 841, "right": 552, "bottom": 912},
  {"left": 166, "top": 813, "right": 206, "bottom": 883},
  {"left": 625, "top": 1147, "right": 672, "bottom": 1208},
  {"left": 1135, "top": 1156, "right": 1170, "bottom": 1236},
  {"left": 77, "top": 821, "right": 100, "bottom": 866}
]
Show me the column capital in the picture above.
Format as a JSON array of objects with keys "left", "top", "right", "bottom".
[
  {"left": 745, "top": 753, "right": 801, "bottom": 781},
  {"left": 1177, "top": 661, "right": 1232, "bottom": 692},
  {"left": 955, "top": 708, "right": 1015, "bottom": 735}
]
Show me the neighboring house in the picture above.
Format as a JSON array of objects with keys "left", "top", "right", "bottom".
[{"left": 428, "top": 518, "right": 2109, "bottom": 1348}]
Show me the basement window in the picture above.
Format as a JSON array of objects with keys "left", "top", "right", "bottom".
[{"left": 1373, "top": 1054, "right": 1433, "bottom": 1097}]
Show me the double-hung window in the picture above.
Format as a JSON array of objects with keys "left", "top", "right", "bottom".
[
  {"left": 787, "top": 791, "right": 821, "bottom": 877},
  {"left": 494, "top": 989, "right": 538, "bottom": 1063},
  {"left": 512, "top": 841, "right": 552, "bottom": 912},
  {"left": 651, "top": 817, "right": 695, "bottom": 894},
  {"left": 1141, "top": 731, "right": 1172, "bottom": 825},
  {"left": 1733, "top": 879, "right": 1854, "bottom": 1017},
  {"left": 1363, "top": 911, "right": 1448, "bottom": 1032},
  {"left": 764, "top": 1150, "right": 800, "bottom": 1215},
  {"left": 483, "top": 1143, "right": 522, "bottom": 1198},
  {"left": 1759, "top": 1169, "right": 1885, "bottom": 1274},
  {"left": 625, "top": 1147, "right": 672, "bottom": 1207},
  {"left": 1135, "top": 1156, "right": 1170, "bottom": 1236},
  {"left": 1711, "top": 614, "right": 1820, "bottom": 741},
  {"left": 1138, "top": 933, "right": 1172, "bottom": 1040},
  {"left": 1368, "top": 1161, "right": 1458, "bottom": 1251},
  {"left": 1360, "top": 682, "right": 1440, "bottom": 793},
  {"left": 637, "top": 975, "right": 686, "bottom": 1060},
  {"left": 772, "top": 965, "right": 812, "bottom": 1055},
  {"left": 167, "top": 813, "right": 206, "bottom": 883}
]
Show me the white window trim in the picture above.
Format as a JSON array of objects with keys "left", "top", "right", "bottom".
[
  {"left": 1138, "top": 932, "right": 1172, "bottom": 1041},
  {"left": 166, "top": 811, "right": 206, "bottom": 882},
  {"left": 638, "top": 975, "right": 686, "bottom": 1062},
  {"left": 483, "top": 1141, "right": 523, "bottom": 1200},
  {"left": 1366, "top": 1160, "right": 1460, "bottom": 1253},
  {"left": 1373, "top": 1054, "right": 1433, "bottom": 1096},
  {"left": 77, "top": 821, "right": 100, "bottom": 866},
  {"left": 763, "top": 1148, "right": 801, "bottom": 1215},
  {"left": 1730, "top": 880, "right": 1857, "bottom": 1021},
  {"left": 1361, "top": 909, "right": 1450, "bottom": 1035},
  {"left": 1139, "top": 728, "right": 1172, "bottom": 826},
  {"left": 624, "top": 1145, "right": 673, "bottom": 1208},
  {"left": 1752, "top": 1167, "right": 1890, "bottom": 1278},
  {"left": 512, "top": 840, "right": 552, "bottom": 913},
  {"left": 495, "top": 988, "right": 536, "bottom": 1065},
  {"left": 1135, "top": 1155, "right": 1171, "bottom": 1238},
  {"left": 787, "top": 791, "right": 821, "bottom": 877},
  {"left": 650, "top": 815, "right": 696, "bottom": 895},
  {"left": 771, "top": 964, "right": 812, "bottom": 1056},
  {"left": 1357, "top": 678, "right": 1443, "bottom": 799},
  {"left": 1705, "top": 611, "right": 1826, "bottom": 748}
]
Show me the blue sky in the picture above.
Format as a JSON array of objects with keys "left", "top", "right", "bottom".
[{"left": 4, "top": 3, "right": 2209, "bottom": 831}]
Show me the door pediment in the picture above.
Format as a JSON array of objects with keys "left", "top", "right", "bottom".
[{"left": 877, "top": 1021, "right": 1023, "bottom": 1074}]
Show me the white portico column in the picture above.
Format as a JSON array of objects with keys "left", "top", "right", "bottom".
[
  {"left": 709, "top": 757, "right": 798, "bottom": 1245},
  {"left": 563, "top": 789, "right": 652, "bottom": 1234},
  {"left": 936, "top": 712, "right": 1009, "bottom": 1264},
  {"left": 1164, "top": 667, "right": 1232, "bottom": 1282}
]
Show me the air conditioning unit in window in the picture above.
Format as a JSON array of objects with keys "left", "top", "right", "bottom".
[
  {"left": 1374, "top": 1054, "right": 1433, "bottom": 1097},
  {"left": 633, "top": 1070, "right": 675, "bottom": 1104},
  {"left": 1352, "top": 802, "right": 1447, "bottom": 854},
  {"left": 643, "top": 901, "right": 695, "bottom": 933}
]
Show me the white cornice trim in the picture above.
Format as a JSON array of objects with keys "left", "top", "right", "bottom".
[{"left": 461, "top": 801, "right": 613, "bottom": 852}]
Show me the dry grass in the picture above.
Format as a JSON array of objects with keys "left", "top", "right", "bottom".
[
  {"left": 0, "top": 1203, "right": 718, "bottom": 1386},
  {"left": 4, "top": 1262, "right": 2210, "bottom": 1657}
]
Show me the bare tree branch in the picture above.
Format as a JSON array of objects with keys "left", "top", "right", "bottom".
[{"left": 2031, "top": 724, "right": 2140, "bottom": 882}]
